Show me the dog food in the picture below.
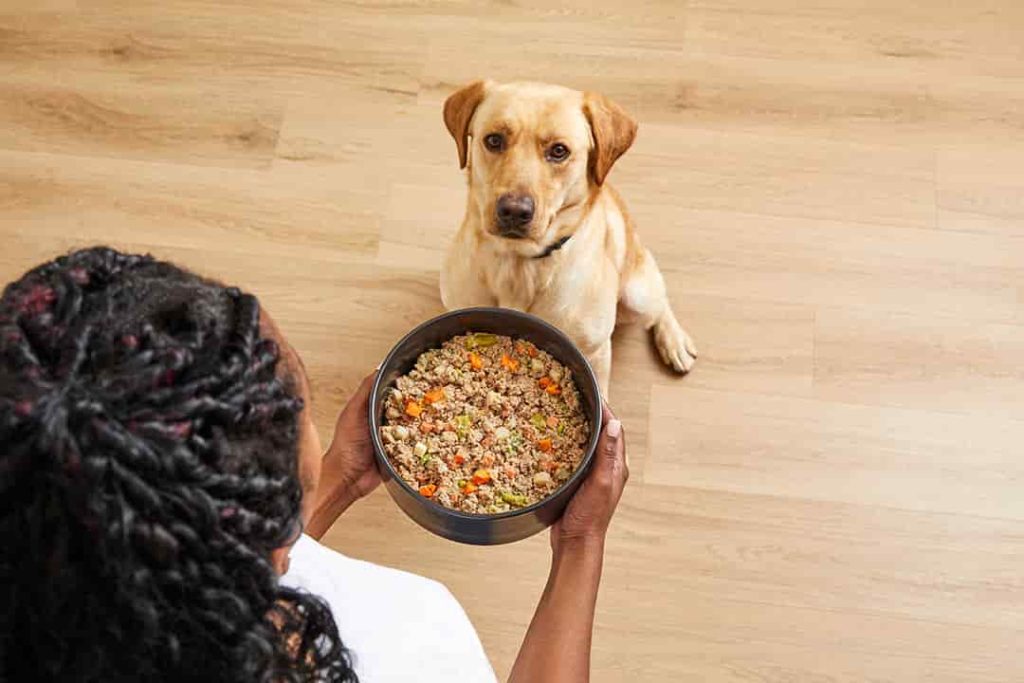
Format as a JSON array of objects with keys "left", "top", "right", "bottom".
[{"left": 379, "top": 333, "right": 590, "bottom": 514}]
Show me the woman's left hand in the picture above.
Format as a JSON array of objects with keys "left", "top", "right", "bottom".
[
  {"left": 307, "top": 371, "right": 382, "bottom": 538},
  {"left": 327, "top": 371, "right": 382, "bottom": 498}
]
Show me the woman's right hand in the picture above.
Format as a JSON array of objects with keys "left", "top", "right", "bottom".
[{"left": 550, "top": 403, "right": 629, "bottom": 554}]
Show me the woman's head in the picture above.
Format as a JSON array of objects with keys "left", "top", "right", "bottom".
[{"left": 0, "top": 247, "right": 354, "bottom": 681}]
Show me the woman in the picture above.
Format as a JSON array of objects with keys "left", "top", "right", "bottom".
[{"left": 0, "top": 247, "right": 628, "bottom": 682}]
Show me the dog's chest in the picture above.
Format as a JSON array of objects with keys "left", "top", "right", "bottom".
[
  {"left": 482, "top": 254, "right": 616, "bottom": 353},
  {"left": 484, "top": 257, "right": 549, "bottom": 310}
]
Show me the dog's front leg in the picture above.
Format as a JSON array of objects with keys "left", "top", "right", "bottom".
[{"left": 440, "top": 249, "right": 496, "bottom": 311}]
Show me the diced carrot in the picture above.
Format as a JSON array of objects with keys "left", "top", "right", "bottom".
[
  {"left": 538, "top": 438, "right": 553, "bottom": 453},
  {"left": 471, "top": 469, "right": 492, "bottom": 485},
  {"left": 405, "top": 400, "right": 423, "bottom": 417},
  {"left": 461, "top": 482, "right": 478, "bottom": 494},
  {"left": 453, "top": 453, "right": 466, "bottom": 466},
  {"left": 545, "top": 384, "right": 561, "bottom": 396},
  {"left": 500, "top": 354, "right": 519, "bottom": 371},
  {"left": 547, "top": 415, "right": 560, "bottom": 428},
  {"left": 419, "top": 484, "right": 437, "bottom": 498},
  {"left": 517, "top": 342, "right": 538, "bottom": 358},
  {"left": 468, "top": 352, "right": 483, "bottom": 370},
  {"left": 538, "top": 376, "right": 552, "bottom": 388},
  {"left": 424, "top": 387, "right": 446, "bottom": 405}
]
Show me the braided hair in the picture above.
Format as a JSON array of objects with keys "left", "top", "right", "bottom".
[{"left": 0, "top": 247, "right": 356, "bottom": 682}]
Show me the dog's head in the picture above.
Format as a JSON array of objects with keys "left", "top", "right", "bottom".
[{"left": 443, "top": 80, "right": 637, "bottom": 254}]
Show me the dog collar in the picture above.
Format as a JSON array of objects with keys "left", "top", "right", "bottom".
[{"left": 532, "top": 235, "right": 571, "bottom": 259}]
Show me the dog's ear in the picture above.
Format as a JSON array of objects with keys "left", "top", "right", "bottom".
[
  {"left": 583, "top": 92, "right": 638, "bottom": 186},
  {"left": 443, "top": 81, "right": 488, "bottom": 169}
]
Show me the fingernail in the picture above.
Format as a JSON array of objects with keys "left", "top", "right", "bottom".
[{"left": 607, "top": 419, "right": 621, "bottom": 439}]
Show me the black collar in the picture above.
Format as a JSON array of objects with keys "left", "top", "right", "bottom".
[{"left": 532, "top": 235, "right": 571, "bottom": 259}]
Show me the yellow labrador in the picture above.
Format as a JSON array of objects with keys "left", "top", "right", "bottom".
[{"left": 440, "top": 80, "right": 696, "bottom": 394}]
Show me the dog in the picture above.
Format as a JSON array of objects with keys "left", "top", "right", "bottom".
[{"left": 439, "top": 80, "right": 696, "bottom": 394}]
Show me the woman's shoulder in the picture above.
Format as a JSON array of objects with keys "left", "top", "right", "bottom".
[
  {"left": 283, "top": 535, "right": 497, "bottom": 683},
  {"left": 288, "top": 533, "right": 449, "bottom": 597}
]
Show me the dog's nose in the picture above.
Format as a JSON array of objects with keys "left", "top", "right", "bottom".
[{"left": 495, "top": 193, "right": 535, "bottom": 234}]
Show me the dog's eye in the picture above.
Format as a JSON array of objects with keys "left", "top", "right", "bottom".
[
  {"left": 484, "top": 133, "right": 505, "bottom": 152},
  {"left": 546, "top": 143, "right": 570, "bottom": 162}
]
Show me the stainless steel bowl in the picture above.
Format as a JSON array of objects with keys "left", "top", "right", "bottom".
[{"left": 369, "top": 307, "right": 603, "bottom": 545}]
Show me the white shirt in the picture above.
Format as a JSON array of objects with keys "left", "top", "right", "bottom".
[{"left": 282, "top": 535, "right": 498, "bottom": 682}]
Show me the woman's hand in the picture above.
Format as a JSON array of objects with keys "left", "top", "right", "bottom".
[
  {"left": 326, "top": 371, "right": 383, "bottom": 500},
  {"left": 550, "top": 403, "right": 628, "bottom": 554},
  {"left": 511, "top": 404, "right": 628, "bottom": 682},
  {"left": 307, "top": 371, "right": 382, "bottom": 539}
]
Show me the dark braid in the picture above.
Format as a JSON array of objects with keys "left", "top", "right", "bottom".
[{"left": 0, "top": 247, "right": 356, "bottom": 682}]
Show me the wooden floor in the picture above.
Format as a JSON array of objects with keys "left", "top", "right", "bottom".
[{"left": 3, "top": 1, "right": 1023, "bottom": 680}]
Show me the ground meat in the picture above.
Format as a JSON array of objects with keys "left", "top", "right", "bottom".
[{"left": 380, "top": 333, "right": 590, "bottom": 514}]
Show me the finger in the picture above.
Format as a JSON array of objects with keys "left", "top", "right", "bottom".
[
  {"left": 596, "top": 418, "right": 622, "bottom": 473},
  {"left": 354, "top": 370, "right": 378, "bottom": 401},
  {"left": 601, "top": 401, "right": 617, "bottom": 425},
  {"left": 616, "top": 422, "right": 629, "bottom": 482},
  {"left": 346, "top": 370, "right": 378, "bottom": 410},
  {"left": 336, "top": 370, "right": 378, "bottom": 428}
]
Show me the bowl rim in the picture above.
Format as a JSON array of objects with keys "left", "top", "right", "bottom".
[{"left": 368, "top": 306, "right": 603, "bottom": 523}]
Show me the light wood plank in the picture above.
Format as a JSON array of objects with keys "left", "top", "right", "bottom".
[
  {"left": 647, "top": 384, "right": 1024, "bottom": 518},
  {"left": 814, "top": 308, "right": 1024, "bottom": 418}
]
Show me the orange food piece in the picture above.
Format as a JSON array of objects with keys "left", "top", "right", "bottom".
[
  {"left": 538, "top": 376, "right": 552, "bottom": 388},
  {"left": 500, "top": 354, "right": 519, "bottom": 371},
  {"left": 453, "top": 453, "right": 466, "bottom": 466},
  {"left": 419, "top": 484, "right": 437, "bottom": 498},
  {"left": 547, "top": 416, "right": 560, "bottom": 428},
  {"left": 480, "top": 453, "right": 495, "bottom": 467},
  {"left": 419, "top": 421, "right": 434, "bottom": 434},
  {"left": 516, "top": 341, "right": 538, "bottom": 358},
  {"left": 471, "top": 469, "right": 492, "bottom": 485},
  {"left": 541, "top": 460, "right": 557, "bottom": 473},
  {"left": 405, "top": 400, "right": 423, "bottom": 417},
  {"left": 461, "top": 482, "right": 478, "bottom": 494},
  {"left": 538, "top": 438, "right": 553, "bottom": 453},
  {"left": 424, "top": 387, "right": 446, "bottom": 404},
  {"left": 504, "top": 467, "right": 517, "bottom": 478},
  {"left": 545, "top": 384, "right": 561, "bottom": 396},
  {"left": 468, "top": 352, "right": 483, "bottom": 370}
]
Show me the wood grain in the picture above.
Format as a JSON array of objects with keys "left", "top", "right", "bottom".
[{"left": 1, "top": 0, "right": 1022, "bottom": 680}]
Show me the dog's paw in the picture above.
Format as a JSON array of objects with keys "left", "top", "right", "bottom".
[{"left": 654, "top": 315, "right": 697, "bottom": 374}]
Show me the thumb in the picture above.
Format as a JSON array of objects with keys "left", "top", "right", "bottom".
[
  {"left": 338, "top": 371, "right": 377, "bottom": 420},
  {"left": 332, "top": 370, "right": 378, "bottom": 441},
  {"left": 595, "top": 418, "right": 623, "bottom": 474},
  {"left": 352, "top": 370, "right": 378, "bottom": 404}
]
